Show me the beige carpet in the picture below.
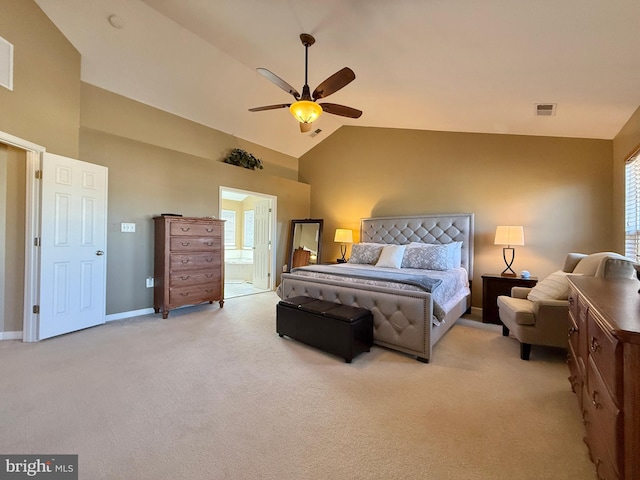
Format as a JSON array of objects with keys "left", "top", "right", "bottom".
[{"left": 0, "top": 292, "right": 595, "bottom": 480}]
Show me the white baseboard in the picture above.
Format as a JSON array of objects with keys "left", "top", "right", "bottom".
[
  {"left": 106, "top": 307, "right": 156, "bottom": 322},
  {"left": 0, "top": 331, "right": 22, "bottom": 340}
]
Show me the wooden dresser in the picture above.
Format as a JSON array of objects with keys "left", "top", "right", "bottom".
[
  {"left": 154, "top": 216, "right": 224, "bottom": 318},
  {"left": 567, "top": 276, "right": 640, "bottom": 480}
]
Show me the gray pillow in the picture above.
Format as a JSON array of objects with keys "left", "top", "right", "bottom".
[
  {"left": 348, "top": 243, "right": 385, "bottom": 264},
  {"left": 401, "top": 243, "right": 452, "bottom": 270}
]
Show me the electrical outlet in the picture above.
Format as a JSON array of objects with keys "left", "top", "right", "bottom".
[
  {"left": 146, "top": 277, "right": 154, "bottom": 288},
  {"left": 121, "top": 222, "right": 136, "bottom": 233},
  {"left": 282, "top": 264, "right": 288, "bottom": 272}
]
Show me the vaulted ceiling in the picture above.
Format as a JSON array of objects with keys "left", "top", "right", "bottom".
[{"left": 35, "top": 0, "right": 640, "bottom": 158}]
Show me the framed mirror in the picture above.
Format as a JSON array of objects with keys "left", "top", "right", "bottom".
[{"left": 288, "top": 219, "right": 323, "bottom": 271}]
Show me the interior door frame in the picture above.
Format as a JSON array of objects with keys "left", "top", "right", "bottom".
[
  {"left": 0, "top": 130, "right": 44, "bottom": 342},
  {"left": 219, "top": 186, "right": 277, "bottom": 291}
]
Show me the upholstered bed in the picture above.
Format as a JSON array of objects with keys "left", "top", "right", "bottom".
[{"left": 278, "top": 214, "right": 474, "bottom": 362}]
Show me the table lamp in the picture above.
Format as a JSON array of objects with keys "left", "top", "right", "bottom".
[
  {"left": 494, "top": 225, "right": 524, "bottom": 277},
  {"left": 334, "top": 229, "right": 353, "bottom": 263}
]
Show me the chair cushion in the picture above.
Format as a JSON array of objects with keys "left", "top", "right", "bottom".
[
  {"left": 527, "top": 270, "right": 571, "bottom": 302},
  {"left": 497, "top": 296, "right": 535, "bottom": 326}
]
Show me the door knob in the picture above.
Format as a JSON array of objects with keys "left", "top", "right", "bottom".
[{"left": 96, "top": 250, "right": 104, "bottom": 256}]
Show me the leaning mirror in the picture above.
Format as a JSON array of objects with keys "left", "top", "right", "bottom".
[{"left": 288, "top": 219, "right": 323, "bottom": 272}]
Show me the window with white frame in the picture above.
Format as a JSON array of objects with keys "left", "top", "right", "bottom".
[
  {"left": 221, "top": 209, "right": 236, "bottom": 248},
  {"left": 625, "top": 149, "right": 640, "bottom": 261},
  {"left": 243, "top": 210, "right": 255, "bottom": 248}
]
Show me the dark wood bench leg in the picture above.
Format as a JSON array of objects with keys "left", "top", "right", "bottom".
[
  {"left": 417, "top": 356, "right": 429, "bottom": 363},
  {"left": 502, "top": 324, "right": 509, "bottom": 336},
  {"left": 520, "top": 342, "right": 531, "bottom": 360}
]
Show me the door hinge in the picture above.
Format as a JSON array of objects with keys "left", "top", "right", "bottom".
[
  {"left": 269, "top": 208, "right": 272, "bottom": 213},
  {"left": 267, "top": 273, "right": 271, "bottom": 278},
  {"left": 33, "top": 305, "right": 40, "bottom": 314},
  {"left": 34, "top": 237, "right": 41, "bottom": 247},
  {"left": 35, "top": 170, "right": 42, "bottom": 179}
]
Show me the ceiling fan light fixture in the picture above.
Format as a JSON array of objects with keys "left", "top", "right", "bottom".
[{"left": 289, "top": 100, "right": 322, "bottom": 124}]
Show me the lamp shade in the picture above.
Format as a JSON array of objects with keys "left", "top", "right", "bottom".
[
  {"left": 334, "top": 229, "right": 353, "bottom": 244},
  {"left": 494, "top": 226, "right": 524, "bottom": 246},
  {"left": 289, "top": 101, "right": 322, "bottom": 124}
]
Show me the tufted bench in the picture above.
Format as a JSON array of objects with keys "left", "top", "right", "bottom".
[{"left": 277, "top": 296, "right": 373, "bottom": 363}]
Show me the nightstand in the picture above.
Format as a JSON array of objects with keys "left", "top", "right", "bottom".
[{"left": 481, "top": 273, "right": 538, "bottom": 324}]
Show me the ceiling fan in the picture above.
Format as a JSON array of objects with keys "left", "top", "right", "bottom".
[{"left": 249, "top": 33, "right": 362, "bottom": 133}]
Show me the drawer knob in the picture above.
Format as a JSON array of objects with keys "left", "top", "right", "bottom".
[
  {"left": 181, "top": 227, "right": 190, "bottom": 232},
  {"left": 181, "top": 275, "right": 190, "bottom": 280},
  {"left": 181, "top": 259, "right": 190, "bottom": 264},
  {"left": 206, "top": 258, "right": 213, "bottom": 262},
  {"left": 181, "top": 242, "right": 190, "bottom": 246},
  {"left": 589, "top": 337, "right": 601, "bottom": 353},
  {"left": 206, "top": 228, "right": 213, "bottom": 232},
  {"left": 205, "top": 242, "right": 213, "bottom": 246},
  {"left": 180, "top": 292, "right": 190, "bottom": 297},
  {"left": 206, "top": 274, "right": 214, "bottom": 278}
]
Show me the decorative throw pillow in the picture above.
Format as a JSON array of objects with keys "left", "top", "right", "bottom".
[
  {"left": 401, "top": 243, "right": 451, "bottom": 270},
  {"left": 375, "top": 245, "right": 407, "bottom": 268},
  {"left": 348, "top": 243, "right": 385, "bottom": 264},
  {"left": 527, "top": 270, "right": 571, "bottom": 302}
]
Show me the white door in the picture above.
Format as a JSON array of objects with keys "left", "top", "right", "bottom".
[
  {"left": 38, "top": 153, "right": 108, "bottom": 340},
  {"left": 252, "top": 199, "right": 271, "bottom": 289}
]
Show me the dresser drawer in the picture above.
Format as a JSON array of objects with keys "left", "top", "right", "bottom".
[
  {"left": 170, "top": 221, "right": 221, "bottom": 237},
  {"left": 587, "top": 309, "right": 622, "bottom": 403},
  {"left": 568, "top": 285, "right": 579, "bottom": 320},
  {"left": 169, "top": 253, "right": 222, "bottom": 271},
  {"left": 169, "top": 284, "right": 221, "bottom": 305},
  {"left": 170, "top": 236, "right": 220, "bottom": 252},
  {"left": 567, "top": 348, "right": 585, "bottom": 412},
  {"left": 170, "top": 270, "right": 220, "bottom": 287},
  {"left": 585, "top": 356, "right": 622, "bottom": 480}
]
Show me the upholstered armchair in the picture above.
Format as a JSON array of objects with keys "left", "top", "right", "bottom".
[{"left": 497, "top": 252, "right": 636, "bottom": 360}]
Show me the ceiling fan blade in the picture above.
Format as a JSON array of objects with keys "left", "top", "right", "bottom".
[
  {"left": 312, "top": 67, "right": 356, "bottom": 100},
  {"left": 248, "top": 104, "right": 291, "bottom": 112},
  {"left": 320, "top": 103, "right": 362, "bottom": 119},
  {"left": 256, "top": 68, "right": 300, "bottom": 100},
  {"left": 299, "top": 122, "right": 313, "bottom": 133}
]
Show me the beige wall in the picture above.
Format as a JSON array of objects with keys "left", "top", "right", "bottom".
[
  {"left": 79, "top": 87, "right": 310, "bottom": 314},
  {"left": 612, "top": 105, "right": 640, "bottom": 251},
  {"left": 299, "top": 126, "right": 614, "bottom": 307},
  {"left": 0, "top": 0, "right": 80, "bottom": 158}
]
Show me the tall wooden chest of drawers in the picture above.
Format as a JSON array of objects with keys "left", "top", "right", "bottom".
[
  {"left": 153, "top": 216, "right": 225, "bottom": 318},
  {"left": 567, "top": 276, "right": 640, "bottom": 480}
]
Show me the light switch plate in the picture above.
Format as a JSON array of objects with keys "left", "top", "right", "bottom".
[{"left": 121, "top": 222, "right": 136, "bottom": 233}]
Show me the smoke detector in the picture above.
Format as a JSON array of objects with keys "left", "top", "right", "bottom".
[{"left": 535, "top": 103, "right": 556, "bottom": 116}]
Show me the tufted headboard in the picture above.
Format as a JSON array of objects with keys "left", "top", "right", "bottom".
[{"left": 360, "top": 213, "right": 474, "bottom": 279}]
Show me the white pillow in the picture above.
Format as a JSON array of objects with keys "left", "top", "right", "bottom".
[
  {"left": 375, "top": 245, "right": 407, "bottom": 268},
  {"left": 527, "top": 270, "right": 571, "bottom": 302}
]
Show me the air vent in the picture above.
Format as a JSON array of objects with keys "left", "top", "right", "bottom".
[
  {"left": 535, "top": 103, "right": 556, "bottom": 116},
  {"left": 309, "top": 128, "right": 322, "bottom": 138}
]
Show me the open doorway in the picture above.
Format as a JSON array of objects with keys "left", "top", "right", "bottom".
[{"left": 220, "top": 187, "right": 276, "bottom": 298}]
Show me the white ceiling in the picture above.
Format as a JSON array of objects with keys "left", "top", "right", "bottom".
[{"left": 34, "top": 0, "right": 640, "bottom": 159}]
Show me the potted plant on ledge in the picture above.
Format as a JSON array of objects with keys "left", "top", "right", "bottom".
[{"left": 222, "top": 148, "right": 264, "bottom": 170}]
